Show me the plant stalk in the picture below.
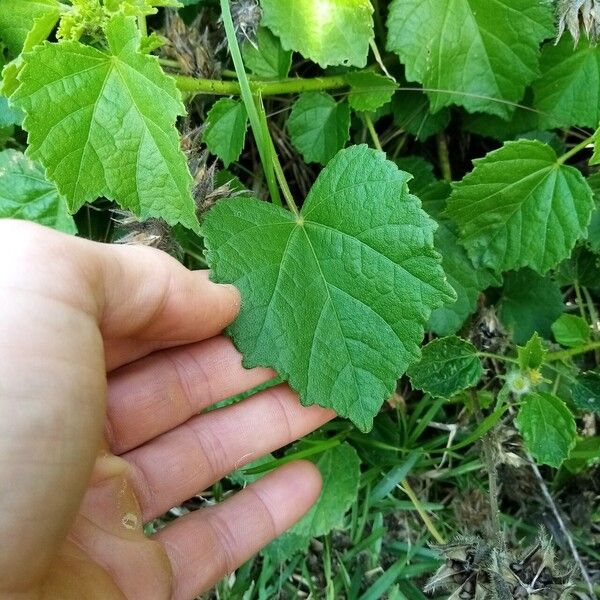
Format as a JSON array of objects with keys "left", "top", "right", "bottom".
[
  {"left": 546, "top": 340, "right": 600, "bottom": 362},
  {"left": 557, "top": 133, "right": 596, "bottom": 164}
]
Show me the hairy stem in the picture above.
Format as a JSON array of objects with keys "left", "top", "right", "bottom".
[
  {"left": 364, "top": 113, "right": 383, "bottom": 152},
  {"left": 546, "top": 341, "right": 600, "bottom": 362},
  {"left": 175, "top": 73, "right": 350, "bottom": 96}
]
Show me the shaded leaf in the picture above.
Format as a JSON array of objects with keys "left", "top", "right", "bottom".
[
  {"left": 407, "top": 336, "right": 483, "bottom": 398},
  {"left": 242, "top": 27, "right": 292, "bottom": 79},
  {"left": 499, "top": 269, "right": 564, "bottom": 345},
  {"left": 572, "top": 371, "right": 600, "bottom": 414},
  {"left": 202, "top": 98, "right": 248, "bottom": 167},
  {"left": 287, "top": 92, "right": 350, "bottom": 165},
  {"left": 391, "top": 89, "right": 450, "bottom": 141}
]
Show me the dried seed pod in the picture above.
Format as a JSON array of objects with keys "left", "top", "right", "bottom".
[{"left": 556, "top": 0, "right": 600, "bottom": 45}]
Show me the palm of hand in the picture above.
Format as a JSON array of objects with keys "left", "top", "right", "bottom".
[{"left": 0, "top": 222, "right": 331, "bottom": 600}]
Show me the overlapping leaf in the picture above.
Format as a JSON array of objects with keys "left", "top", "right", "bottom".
[
  {"left": 0, "top": 149, "right": 75, "bottom": 233},
  {"left": 202, "top": 98, "right": 248, "bottom": 167},
  {"left": 446, "top": 140, "right": 594, "bottom": 274},
  {"left": 12, "top": 14, "right": 199, "bottom": 231},
  {"left": 202, "top": 145, "right": 455, "bottom": 431},
  {"left": 386, "top": 0, "right": 554, "bottom": 118},
  {"left": 287, "top": 92, "right": 350, "bottom": 165}
]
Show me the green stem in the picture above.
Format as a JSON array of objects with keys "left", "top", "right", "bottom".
[
  {"left": 477, "top": 351, "right": 518, "bottom": 365},
  {"left": 254, "top": 94, "right": 281, "bottom": 206},
  {"left": 158, "top": 57, "right": 180, "bottom": 69},
  {"left": 557, "top": 133, "right": 596, "bottom": 164},
  {"left": 364, "top": 113, "right": 383, "bottom": 152},
  {"left": 546, "top": 341, "right": 600, "bottom": 362},
  {"left": 137, "top": 15, "right": 147, "bottom": 37},
  {"left": 175, "top": 73, "right": 350, "bottom": 96},
  {"left": 574, "top": 280, "right": 587, "bottom": 320},
  {"left": 436, "top": 132, "right": 452, "bottom": 181}
]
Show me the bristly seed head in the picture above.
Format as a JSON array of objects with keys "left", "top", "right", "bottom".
[{"left": 556, "top": 0, "right": 600, "bottom": 45}]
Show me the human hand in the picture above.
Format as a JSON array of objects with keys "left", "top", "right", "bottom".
[{"left": 0, "top": 221, "right": 333, "bottom": 600}]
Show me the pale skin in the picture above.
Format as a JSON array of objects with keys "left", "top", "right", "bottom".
[{"left": 0, "top": 220, "right": 334, "bottom": 600}]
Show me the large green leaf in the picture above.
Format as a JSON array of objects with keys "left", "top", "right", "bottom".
[
  {"left": 0, "top": 149, "right": 75, "bottom": 233},
  {"left": 0, "top": 0, "right": 60, "bottom": 56},
  {"left": 533, "top": 38, "right": 600, "bottom": 130},
  {"left": 516, "top": 392, "right": 576, "bottom": 468},
  {"left": 386, "top": 0, "right": 554, "bottom": 118},
  {"left": 499, "top": 269, "right": 564, "bottom": 345},
  {"left": 407, "top": 336, "right": 483, "bottom": 398},
  {"left": 287, "top": 92, "right": 350, "bottom": 165},
  {"left": 423, "top": 184, "right": 501, "bottom": 336},
  {"left": 446, "top": 140, "right": 594, "bottom": 274},
  {"left": 12, "top": 14, "right": 199, "bottom": 232},
  {"left": 261, "top": 0, "right": 374, "bottom": 68},
  {"left": 202, "top": 145, "right": 455, "bottom": 431},
  {"left": 202, "top": 98, "right": 248, "bottom": 167}
]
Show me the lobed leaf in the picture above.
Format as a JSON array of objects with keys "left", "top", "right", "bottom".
[
  {"left": 386, "top": 0, "right": 554, "bottom": 118},
  {"left": 12, "top": 14, "right": 199, "bottom": 232},
  {"left": 201, "top": 145, "right": 455, "bottom": 431},
  {"left": 243, "top": 27, "right": 292, "bottom": 79},
  {"left": 446, "top": 140, "right": 594, "bottom": 275},
  {"left": 517, "top": 332, "right": 546, "bottom": 371}
]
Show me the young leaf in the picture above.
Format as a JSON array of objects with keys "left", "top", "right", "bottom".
[
  {"left": 202, "top": 98, "right": 248, "bottom": 167},
  {"left": 12, "top": 14, "right": 199, "bottom": 232},
  {"left": 347, "top": 72, "right": 397, "bottom": 113},
  {"left": 446, "top": 140, "right": 594, "bottom": 274},
  {"left": 287, "top": 92, "right": 350, "bottom": 166},
  {"left": 386, "top": 0, "right": 554, "bottom": 118},
  {"left": 242, "top": 27, "right": 292, "bottom": 79},
  {"left": 261, "top": 0, "right": 374, "bottom": 68},
  {"left": 517, "top": 332, "right": 547, "bottom": 371},
  {"left": 499, "top": 269, "right": 564, "bottom": 345},
  {"left": 422, "top": 184, "right": 501, "bottom": 336},
  {"left": 516, "top": 392, "right": 576, "bottom": 468},
  {"left": 533, "top": 38, "right": 600, "bottom": 129},
  {"left": 391, "top": 90, "right": 450, "bottom": 142},
  {"left": 202, "top": 145, "right": 455, "bottom": 431},
  {"left": 572, "top": 371, "right": 600, "bottom": 415},
  {"left": 0, "top": 0, "right": 60, "bottom": 56},
  {"left": 264, "top": 442, "right": 360, "bottom": 557},
  {"left": 551, "top": 314, "right": 590, "bottom": 348},
  {"left": 407, "top": 336, "right": 483, "bottom": 398},
  {"left": 0, "top": 149, "right": 76, "bottom": 234}
]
